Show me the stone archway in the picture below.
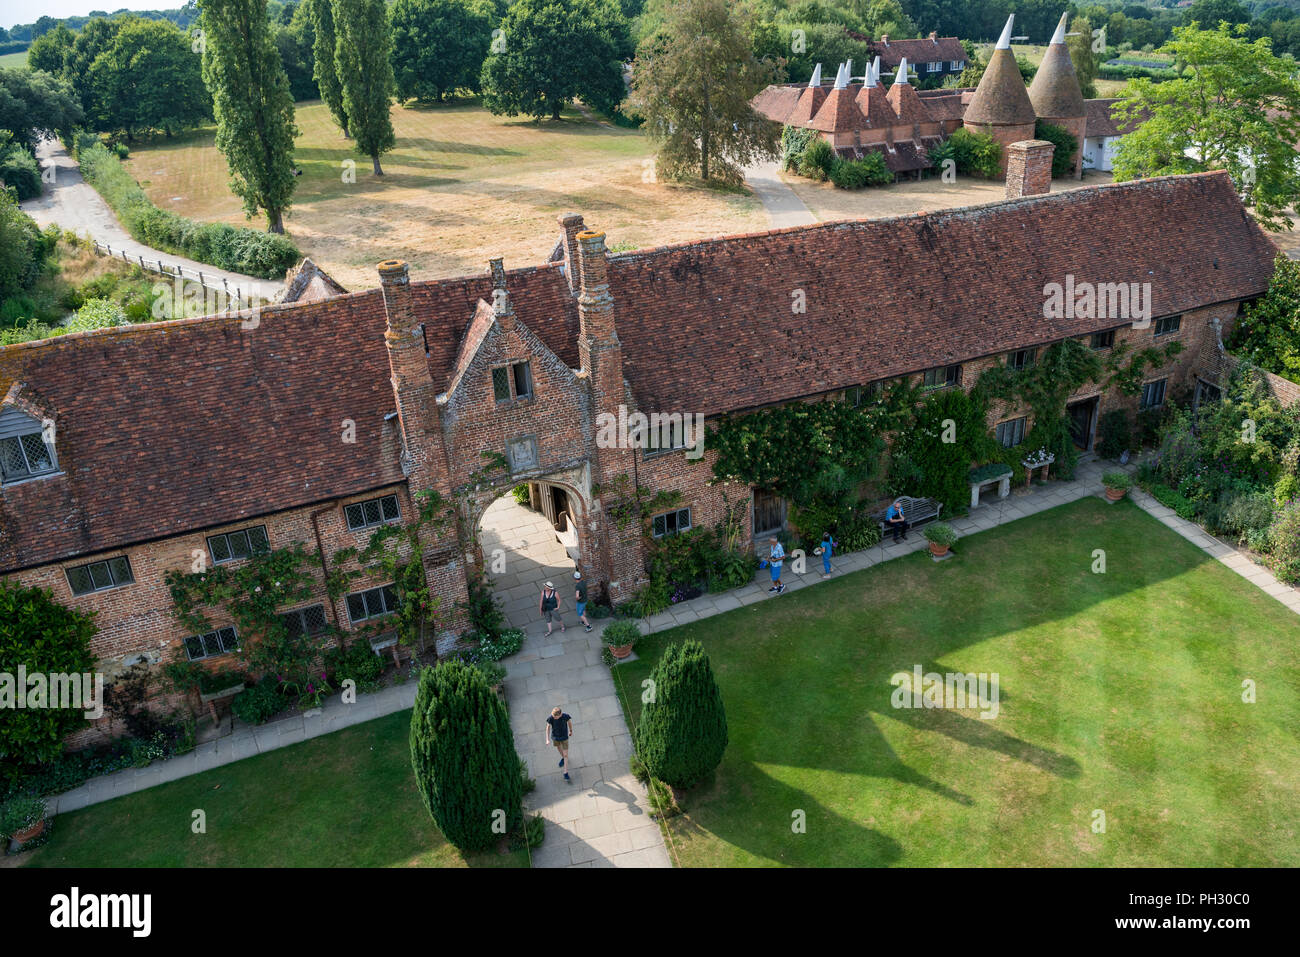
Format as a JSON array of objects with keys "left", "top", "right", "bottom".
[{"left": 471, "top": 467, "right": 601, "bottom": 634}]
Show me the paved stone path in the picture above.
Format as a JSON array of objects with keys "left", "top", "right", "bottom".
[
  {"left": 744, "top": 159, "right": 817, "bottom": 229},
  {"left": 21, "top": 139, "right": 285, "bottom": 301},
  {"left": 43, "top": 457, "right": 1300, "bottom": 866}
]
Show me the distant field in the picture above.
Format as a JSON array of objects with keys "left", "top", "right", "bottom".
[
  {"left": 0, "top": 50, "right": 29, "bottom": 69},
  {"left": 124, "top": 99, "right": 767, "bottom": 289}
]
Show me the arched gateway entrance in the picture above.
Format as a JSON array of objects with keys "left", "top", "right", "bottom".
[{"left": 469, "top": 466, "right": 599, "bottom": 635}]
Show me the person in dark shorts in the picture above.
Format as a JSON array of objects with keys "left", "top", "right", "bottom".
[
  {"left": 573, "top": 570, "right": 592, "bottom": 632},
  {"left": 885, "top": 499, "right": 909, "bottom": 543},
  {"left": 539, "top": 581, "right": 564, "bottom": 635},
  {"left": 546, "top": 706, "right": 573, "bottom": 781}
]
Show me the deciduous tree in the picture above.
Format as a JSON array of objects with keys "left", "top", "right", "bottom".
[
  {"left": 1112, "top": 24, "right": 1300, "bottom": 230},
  {"left": 308, "top": 0, "right": 349, "bottom": 134},
  {"left": 480, "top": 0, "right": 630, "bottom": 121},
  {"left": 390, "top": 0, "right": 495, "bottom": 102}
]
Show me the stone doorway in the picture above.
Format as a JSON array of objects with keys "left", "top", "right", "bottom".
[{"left": 479, "top": 493, "right": 579, "bottom": 634}]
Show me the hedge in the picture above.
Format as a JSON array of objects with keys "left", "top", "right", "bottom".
[{"left": 74, "top": 139, "right": 299, "bottom": 279}]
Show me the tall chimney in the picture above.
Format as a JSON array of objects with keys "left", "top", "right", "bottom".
[
  {"left": 1005, "top": 140, "right": 1055, "bottom": 199},
  {"left": 577, "top": 229, "right": 617, "bottom": 356},
  {"left": 558, "top": 212, "right": 585, "bottom": 294},
  {"left": 489, "top": 256, "right": 514, "bottom": 333}
]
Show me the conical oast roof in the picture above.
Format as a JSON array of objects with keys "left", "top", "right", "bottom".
[
  {"left": 965, "top": 47, "right": 1036, "bottom": 126},
  {"left": 1028, "top": 35, "right": 1086, "bottom": 119}
]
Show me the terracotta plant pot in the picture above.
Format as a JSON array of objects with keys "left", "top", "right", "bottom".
[
  {"left": 1104, "top": 486, "right": 1127, "bottom": 501},
  {"left": 928, "top": 542, "right": 950, "bottom": 558},
  {"left": 609, "top": 644, "right": 635, "bottom": 660},
  {"left": 13, "top": 818, "right": 46, "bottom": 844}
]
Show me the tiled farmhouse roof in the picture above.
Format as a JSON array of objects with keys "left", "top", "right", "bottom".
[
  {"left": 808, "top": 86, "right": 866, "bottom": 132},
  {"left": 0, "top": 264, "right": 580, "bottom": 572},
  {"left": 1, "top": 174, "right": 1275, "bottom": 570},
  {"left": 751, "top": 84, "right": 804, "bottom": 125},
  {"left": 603, "top": 172, "right": 1276, "bottom": 417},
  {"left": 868, "top": 35, "right": 967, "bottom": 69},
  {"left": 0, "top": 291, "right": 404, "bottom": 572},
  {"left": 1085, "top": 98, "right": 1145, "bottom": 138}
]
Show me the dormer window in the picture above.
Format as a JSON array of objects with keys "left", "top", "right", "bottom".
[{"left": 0, "top": 407, "right": 58, "bottom": 484}]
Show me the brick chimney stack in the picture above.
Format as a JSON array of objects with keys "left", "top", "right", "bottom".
[
  {"left": 558, "top": 212, "right": 585, "bottom": 294},
  {"left": 488, "top": 256, "right": 514, "bottom": 333},
  {"left": 1005, "top": 140, "right": 1055, "bottom": 199},
  {"left": 577, "top": 229, "right": 618, "bottom": 359},
  {"left": 376, "top": 259, "right": 468, "bottom": 630}
]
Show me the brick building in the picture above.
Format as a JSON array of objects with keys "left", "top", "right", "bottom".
[
  {"left": 753, "top": 13, "right": 1134, "bottom": 179},
  {"left": 0, "top": 169, "right": 1278, "bottom": 738}
]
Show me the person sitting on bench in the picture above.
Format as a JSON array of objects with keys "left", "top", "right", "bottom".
[{"left": 885, "top": 499, "right": 909, "bottom": 542}]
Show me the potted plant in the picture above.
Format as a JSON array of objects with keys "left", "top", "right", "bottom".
[
  {"left": 0, "top": 794, "right": 48, "bottom": 846},
  {"left": 1102, "top": 470, "right": 1133, "bottom": 502},
  {"left": 923, "top": 522, "right": 958, "bottom": 558},
  {"left": 601, "top": 620, "right": 642, "bottom": 660}
]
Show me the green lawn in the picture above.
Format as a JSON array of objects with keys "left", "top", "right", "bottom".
[
  {"left": 613, "top": 498, "right": 1300, "bottom": 867},
  {"left": 0, "top": 51, "right": 28, "bottom": 69},
  {"left": 25, "top": 710, "right": 527, "bottom": 868}
]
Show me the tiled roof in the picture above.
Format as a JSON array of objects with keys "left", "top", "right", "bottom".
[
  {"left": 604, "top": 173, "right": 1276, "bottom": 417},
  {"left": 1085, "top": 98, "right": 1144, "bottom": 138},
  {"left": 784, "top": 85, "right": 828, "bottom": 127},
  {"left": 0, "top": 263, "right": 580, "bottom": 573},
  {"left": 886, "top": 80, "right": 934, "bottom": 124},
  {"left": 965, "top": 48, "right": 1036, "bottom": 126},
  {"left": 0, "top": 292, "right": 405, "bottom": 572},
  {"left": 751, "top": 84, "right": 803, "bottom": 125},
  {"left": 1028, "top": 42, "right": 1086, "bottom": 120},
  {"left": 855, "top": 84, "right": 897, "bottom": 126},
  {"left": 808, "top": 87, "right": 866, "bottom": 132},
  {"left": 871, "top": 36, "right": 967, "bottom": 68}
]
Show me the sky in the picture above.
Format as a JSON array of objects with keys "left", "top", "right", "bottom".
[{"left": 3, "top": 2, "right": 178, "bottom": 31}]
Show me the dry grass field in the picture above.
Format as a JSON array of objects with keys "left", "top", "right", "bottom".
[{"left": 124, "top": 99, "right": 767, "bottom": 289}]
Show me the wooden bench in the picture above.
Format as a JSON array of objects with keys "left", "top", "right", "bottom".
[
  {"left": 874, "top": 496, "right": 943, "bottom": 535},
  {"left": 369, "top": 633, "right": 405, "bottom": 669}
]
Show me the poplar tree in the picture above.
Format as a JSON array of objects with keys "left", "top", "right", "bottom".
[
  {"left": 308, "top": 0, "right": 349, "bottom": 136},
  {"left": 334, "top": 0, "right": 396, "bottom": 175},
  {"left": 635, "top": 640, "right": 728, "bottom": 789},
  {"left": 410, "top": 659, "right": 524, "bottom": 852},
  {"left": 198, "top": 0, "right": 299, "bottom": 233}
]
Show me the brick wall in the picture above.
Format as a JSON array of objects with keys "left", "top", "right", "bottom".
[{"left": 4, "top": 483, "right": 419, "bottom": 745}]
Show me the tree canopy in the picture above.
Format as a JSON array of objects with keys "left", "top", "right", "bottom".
[
  {"left": 480, "top": 0, "right": 631, "bottom": 121},
  {"left": 628, "top": 0, "right": 780, "bottom": 185},
  {"left": 1111, "top": 23, "right": 1300, "bottom": 230},
  {"left": 390, "top": 0, "right": 495, "bottom": 102}
]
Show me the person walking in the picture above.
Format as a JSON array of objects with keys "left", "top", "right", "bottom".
[
  {"left": 573, "top": 570, "right": 592, "bottom": 632},
  {"left": 818, "top": 532, "right": 838, "bottom": 577},
  {"left": 885, "top": 499, "right": 909, "bottom": 543},
  {"left": 546, "top": 706, "right": 574, "bottom": 782},
  {"left": 539, "top": 581, "right": 565, "bottom": 635},
  {"left": 767, "top": 537, "right": 786, "bottom": 594}
]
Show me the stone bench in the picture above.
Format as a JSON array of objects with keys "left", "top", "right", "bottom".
[{"left": 969, "top": 468, "right": 1013, "bottom": 509}]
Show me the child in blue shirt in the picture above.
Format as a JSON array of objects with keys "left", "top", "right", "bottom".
[
  {"left": 819, "top": 532, "right": 837, "bottom": 577},
  {"left": 767, "top": 537, "right": 786, "bottom": 593}
]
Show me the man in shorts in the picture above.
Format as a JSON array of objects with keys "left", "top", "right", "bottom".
[
  {"left": 767, "top": 537, "right": 786, "bottom": 594},
  {"left": 573, "top": 570, "right": 592, "bottom": 633},
  {"left": 546, "top": 706, "right": 574, "bottom": 782}
]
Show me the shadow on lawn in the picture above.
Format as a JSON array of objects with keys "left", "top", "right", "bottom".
[{"left": 630, "top": 499, "right": 1222, "bottom": 864}]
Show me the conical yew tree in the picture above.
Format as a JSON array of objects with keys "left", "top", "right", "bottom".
[
  {"left": 409, "top": 659, "right": 523, "bottom": 852},
  {"left": 635, "top": 639, "right": 728, "bottom": 789}
]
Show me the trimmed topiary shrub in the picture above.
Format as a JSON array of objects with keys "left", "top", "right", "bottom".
[
  {"left": 409, "top": 659, "right": 523, "bottom": 852},
  {"left": 635, "top": 639, "right": 728, "bottom": 790}
]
